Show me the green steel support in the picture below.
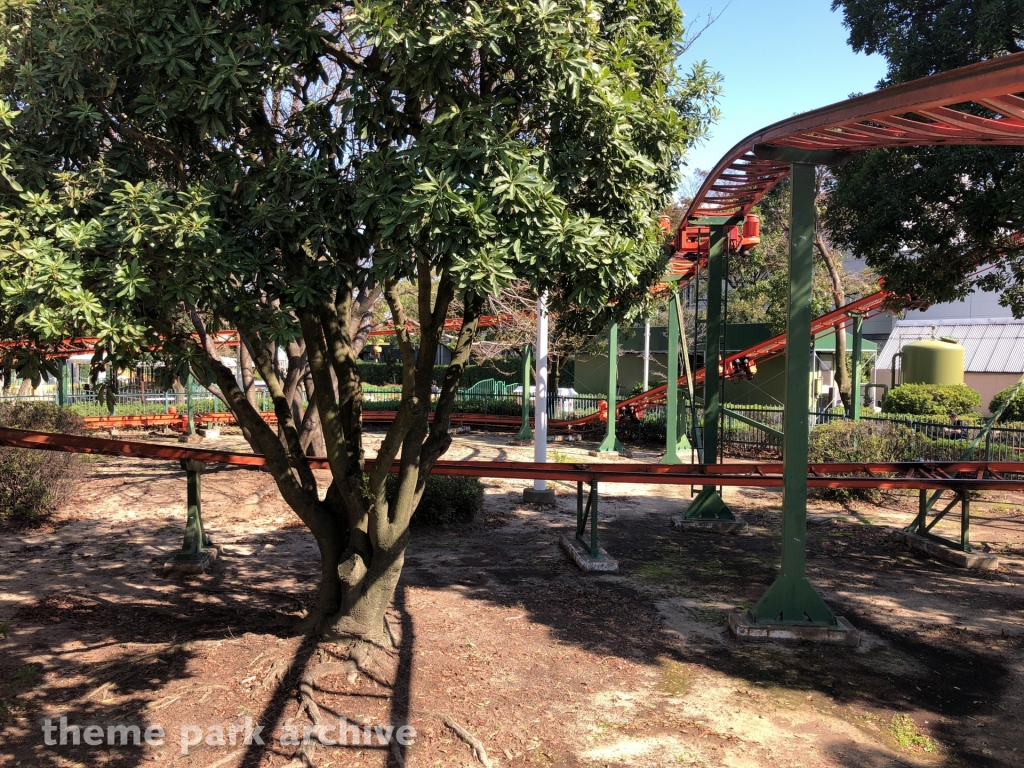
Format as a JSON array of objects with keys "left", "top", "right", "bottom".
[
  {"left": 597, "top": 321, "right": 624, "bottom": 453},
  {"left": 722, "top": 407, "right": 784, "bottom": 439},
  {"left": 575, "top": 479, "right": 600, "bottom": 557},
  {"left": 905, "top": 371, "right": 1024, "bottom": 550},
  {"left": 56, "top": 359, "right": 69, "bottom": 407},
  {"left": 185, "top": 372, "right": 195, "bottom": 435},
  {"left": 170, "top": 459, "right": 211, "bottom": 563},
  {"left": 685, "top": 225, "right": 734, "bottom": 520},
  {"left": 517, "top": 345, "right": 533, "bottom": 441},
  {"left": 748, "top": 162, "right": 837, "bottom": 626},
  {"left": 851, "top": 314, "right": 863, "bottom": 421},
  {"left": 662, "top": 290, "right": 682, "bottom": 464}
]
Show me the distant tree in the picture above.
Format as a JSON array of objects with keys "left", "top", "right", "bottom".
[{"left": 826, "top": 1, "right": 1024, "bottom": 314}]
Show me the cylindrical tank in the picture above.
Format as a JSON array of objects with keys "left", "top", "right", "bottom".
[{"left": 901, "top": 337, "right": 965, "bottom": 385}]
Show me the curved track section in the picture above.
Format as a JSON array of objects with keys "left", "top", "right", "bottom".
[{"left": 683, "top": 52, "right": 1024, "bottom": 222}]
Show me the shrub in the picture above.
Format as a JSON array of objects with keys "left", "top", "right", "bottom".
[
  {"left": 807, "top": 420, "right": 924, "bottom": 501},
  {"left": 989, "top": 383, "right": 1024, "bottom": 423},
  {"left": 882, "top": 383, "right": 980, "bottom": 416},
  {"left": 0, "top": 402, "right": 86, "bottom": 526},
  {"left": 384, "top": 474, "right": 484, "bottom": 526},
  {"left": 356, "top": 361, "right": 519, "bottom": 387}
]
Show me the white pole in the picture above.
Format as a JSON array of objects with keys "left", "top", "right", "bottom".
[
  {"left": 643, "top": 321, "right": 651, "bottom": 392},
  {"left": 534, "top": 293, "right": 549, "bottom": 491}
]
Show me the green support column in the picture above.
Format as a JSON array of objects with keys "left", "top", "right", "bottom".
[
  {"left": 685, "top": 224, "right": 735, "bottom": 520},
  {"left": 850, "top": 314, "right": 863, "bottom": 421},
  {"left": 517, "top": 345, "right": 533, "bottom": 441},
  {"left": 748, "top": 162, "right": 836, "bottom": 626},
  {"left": 185, "top": 372, "right": 195, "bottom": 436},
  {"left": 56, "top": 359, "right": 69, "bottom": 407},
  {"left": 597, "top": 321, "right": 624, "bottom": 453},
  {"left": 662, "top": 288, "right": 682, "bottom": 464},
  {"left": 169, "top": 459, "right": 212, "bottom": 564}
]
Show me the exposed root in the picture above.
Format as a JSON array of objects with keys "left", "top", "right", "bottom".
[
  {"left": 443, "top": 716, "right": 493, "bottom": 767},
  {"left": 281, "top": 641, "right": 410, "bottom": 768}
]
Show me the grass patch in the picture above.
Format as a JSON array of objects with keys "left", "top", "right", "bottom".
[
  {"left": 888, "top": 713, "right": 935, "bottom": 752},
  {"left": 687, "top": 606, "right": 725, "bottom": 625},
  {"left": 658, "top": 658, "right": 691, "bottom": 697}
]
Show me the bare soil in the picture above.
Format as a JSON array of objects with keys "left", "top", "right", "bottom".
[{"left": 1, "top": 429, "right": 1023, "bottom": 768}]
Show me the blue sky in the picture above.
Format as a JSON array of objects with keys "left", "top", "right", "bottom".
[{"left": 678, "top": 0, "right": 889, "bottom": 181}]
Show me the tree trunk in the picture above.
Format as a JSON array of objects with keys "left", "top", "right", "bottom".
[
  {"left": 17, "top": 377, "right": 32, "bottom": 396},
  {"left": 239, "top": 340, "right": 258, "bottom": 409},
  {"left": 814, "top": 173, "right": 851, "bottom": 411}
]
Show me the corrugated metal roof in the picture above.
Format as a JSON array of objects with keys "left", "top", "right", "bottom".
[{"left": 877, "top": 319, "right": 1024, "bottom": 373}]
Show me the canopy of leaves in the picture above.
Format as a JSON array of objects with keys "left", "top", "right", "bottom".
[
  {"left": 826, "top": 0, "right": 1024, "bottom": 314},
  {"left": 0, "top": 0, "right": 721, "bottom": 378}
]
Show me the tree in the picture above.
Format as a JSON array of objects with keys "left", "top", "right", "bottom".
[
  {"left": 0, "top": 0, "right": 719, "bottom": 642},
  {"left": 827, "top": 1, "right": 1024, "bottom": 314}
]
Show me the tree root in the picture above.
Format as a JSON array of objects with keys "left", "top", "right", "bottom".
[
  {"left": 443, "top": 716, "right": 493, "bottom": 768},
  {"left": 282, "top": 642, "right": 399, "bottom": 768}
]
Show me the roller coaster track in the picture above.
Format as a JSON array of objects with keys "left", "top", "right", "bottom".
[{"left": 3, "top": 427, "right": 1023, "bottom": 492}]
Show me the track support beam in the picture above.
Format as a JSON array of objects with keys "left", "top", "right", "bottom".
[
  {"left": 517, "top": 345, "right": 533, "bottom": 441},
  {"left": 597, "top": 321, "right": 624, "bottom": 453},
  {"left": 685, "top": 225, "right": 735, "bottom": 520},
  {"left": 745, "top": 162, "right": 841, "bottom": 632}
]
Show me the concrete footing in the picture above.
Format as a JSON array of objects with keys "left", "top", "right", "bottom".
[
  {"left": 893, "top": 530, "right": 999, "bottom": 570},
  {"left": 522, "top": 487, "right": 556, "bottom": 506},
  {"left": 559, "top": 534, "right": 618, "bottom": 572},
  {"left": 163, "top": 547, "right": 218, "bottom": 575},
  {"left": 197, "top": 427, "right": 220, "bottom": 439},
  {"left": 728, "top": 611, "right": 860, "bottom": 646},
  {"left": 670, "top": 515, "right": 749, "bottom": 535}
]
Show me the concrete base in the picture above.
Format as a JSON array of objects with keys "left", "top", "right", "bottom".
[
  {"left": 508, "top": 439, "right": 533, "bottom": 446},
  {"left": 522, "top": 487, "right": 556, "bottom": 506},
  {"left": 728, "top": 611, "right": 860, "bottom": 647},
  {"left": 163, "top": 547, "right": 218, "bottom": 575},
  {"left": 893, "top": 530, "right": 999, "bottom": 570},
  {"left": 670, "top": 515, "right": 749, "bottom": 535},
  {"left": 197, "top": 427, "right": 220, "bottom": 438},
  {"left": 559, "top": 534, "right": 618, "bottom": 572}
]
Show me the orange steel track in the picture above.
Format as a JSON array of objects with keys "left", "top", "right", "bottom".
[{"left": 2, "top": 427, "right": 1023, "bottom": 492}]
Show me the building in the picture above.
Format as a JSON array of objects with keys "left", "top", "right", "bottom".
[{"left": 876, "top": 319, "right": 1024, "bottom": 414}]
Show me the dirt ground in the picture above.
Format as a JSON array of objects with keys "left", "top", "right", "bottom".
[{"left": 2, "top": 428, "right": 1024, "bottom": 768}]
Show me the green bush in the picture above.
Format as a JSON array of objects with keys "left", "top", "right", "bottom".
[
  {"left": 989, "top": 383, "right": 1024, "bottom": 423},
  {"left": 807, "top": 420, "right": 924, "bottom": 501},
  {"left": 0, "top": 402, "right": 86, "bottom": 526},
  {"left": 384, "top": 474, "right": 484, "bottom": 526},
  {"left": 356, "top": 361, "right": 518, "bottom": 387},
  {"left": 882, "top": 383, "right": 980, "bottom": 416}
]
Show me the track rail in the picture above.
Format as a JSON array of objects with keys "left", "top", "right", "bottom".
[{"left": 3, "top": 428, "right": 1023, "bottom": 492}]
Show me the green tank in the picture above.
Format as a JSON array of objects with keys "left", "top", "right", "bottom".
[{"left": 902, "top": 337, "right": 965, "bottom": 385}]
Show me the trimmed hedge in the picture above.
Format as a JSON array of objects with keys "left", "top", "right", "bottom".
[
  {"left": 989, "top": 383, "right": 1024, "bottom": 423},
  {"left": 356, "top": 361, "right": 519, "bottom": 387},
  {"left": 807, "top": 420, "right": 924, "bottom": 501},
  {"left": 385, "top": 474, "right": 484, "bottom": 526},
  {"left": 0, "top": 403, "right": 86, "bottom": 526},
  {"left": 882, "top": 383, "right": 980, "bottom": 416}
]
